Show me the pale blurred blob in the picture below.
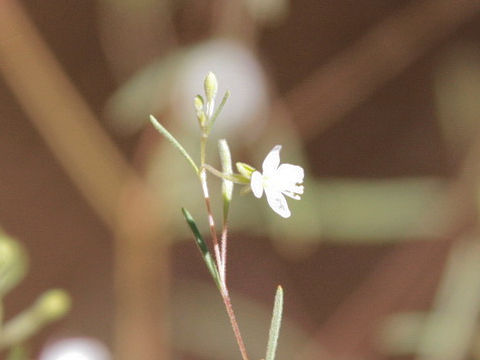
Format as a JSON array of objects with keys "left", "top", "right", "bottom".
[
  {"left": 244, "top": 0, "right": 289, "bottom": 24},
  {"left": 40, "top": 338, "right": 111, "bottom": 360},
  {"left": 175, "top": 40, "right": 269, "bottom": 138},
  {"left": 106, "top": 39, "right": 269, "bottom": 140}
]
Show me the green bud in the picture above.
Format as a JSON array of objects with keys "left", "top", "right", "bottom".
[
  {"left": 236, "top": 162, "right": 256, "bottom": 180},
  {"left": 219, "top": 140, "right": 233, "bottom": 219},
  {"left": 204, "top": 72, "right": 218, "bottom": 103},
  {"left": 194, "top": 95, "right": 204, "bottom": 112},
  {"left": 34, "top": 289, "right": 71, "bottom": 322}
]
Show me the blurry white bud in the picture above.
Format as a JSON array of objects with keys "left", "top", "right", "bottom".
[{"left": 177, "top": 40, "right": 269, "bottom": 140}]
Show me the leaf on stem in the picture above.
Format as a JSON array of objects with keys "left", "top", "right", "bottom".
[
  {"left": 208, "top": 91, "right": 230, "bottom": 133},
  {"left": 181, "top": 208, "right": 221, "bottom": 289},
  {"left": 266, "top": 286, "right": 284, "bottom": 360},
  {"left": 149, "top": 115, "right": 199, "bottom": 173}
]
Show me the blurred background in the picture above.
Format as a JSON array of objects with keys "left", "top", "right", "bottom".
[{"left": 1, "top": 0, "right": 480, "bottom": 359}]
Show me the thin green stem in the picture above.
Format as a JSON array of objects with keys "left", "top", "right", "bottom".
[
  {"left": 200, "top": 170, "right": 249, "bottom": 360},
  {"left": 207, "top": 91, "right": 230, "bottom": 134},
  {"left": 199, "top": 170, "right": 224, "bottom": 284},
  {"left": 197, "top": 91, "right": 248, "bottom": 360},
  {"left": 200, "top": 133, "right": 208, "bottom": 167},
  {"left": 203, "top": 164, "right": 249, "bottom": 184}
]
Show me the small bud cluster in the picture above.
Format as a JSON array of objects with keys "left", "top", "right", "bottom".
[{"left": 194, "top": 71, "right": 219, "bottom": 131}]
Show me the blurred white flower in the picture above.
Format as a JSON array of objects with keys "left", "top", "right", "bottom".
[
  {"left": 251, "top": 145, "right": 304, "bottom": 218},
  {"left": 177, "top": 40, "right": 269, "bottom": 139},
  {"left": 40, "top": 337, "right": 111, "bottom": 360}
]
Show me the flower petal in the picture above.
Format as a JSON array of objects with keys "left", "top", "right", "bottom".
[
  {"left": 282, "top": 188, "right": 303, "bottom": 200},
  {"left": 250, "top": 171, "right": 264, "bottom": 198},
  {"left": 262, "top": 145, "right": 281, "bottom": 176},
  {"left": 276, "top": 164, "right": 304, "bottom": 185},
  {"left": 265, "top": 187, "right": 291, "bottom": 218}
]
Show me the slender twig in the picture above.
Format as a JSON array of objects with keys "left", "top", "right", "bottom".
[
  {"left": 199, "top": 169, "right": 224, "bottom": 284},
  {"left": 198, "top": 132, "right": 249, "bottom": 359},
  {"left": 221, "top": 289, "right": 250, "bottom": 360},
  {"left": 203, "top": 164, "right": 249, "bottom": 184},
  {"left": 199, "top": 171, "right": 249, "bottom": 360}
]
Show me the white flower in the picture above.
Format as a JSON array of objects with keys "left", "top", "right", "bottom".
[{"left": 250, "top": 145, "right": 304, "bottom": 218}]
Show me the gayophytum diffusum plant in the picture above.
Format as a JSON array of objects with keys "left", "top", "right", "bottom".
[{"left": 150, "top": 72, "right": 304, "bottom": 360}]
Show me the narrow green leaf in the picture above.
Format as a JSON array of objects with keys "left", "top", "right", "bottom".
[
  {"left": 149, "top": 115, "right": 199, "bottom": 173},
  {"left": 208, "top": 91, "right": 230, "bottom": 133},
  {"left": 181, "top": 208, "right": 221, "bottom": 289},
  {"left": 266, "top": 286, "right": 284, "bottom": 360}
]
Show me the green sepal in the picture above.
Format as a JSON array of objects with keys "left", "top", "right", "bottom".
[{"left": 236, "top": 162, "right": 256, "bottom": 180}]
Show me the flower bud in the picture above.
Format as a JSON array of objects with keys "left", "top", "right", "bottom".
[
  {"left": 194, "top": 95, "right": 204, "bottom": 112},
  {"left": 34, "top": 289, "right": 71, "bottom": 322},
  {"left": 204, "top": 72, "right": 218, "bottom": 103},
  {"left": 219, "top": 139, "right": 233, "bottom": 217},
  {"left": 197, "top": 111, "right": 207, "bottom": 128}
]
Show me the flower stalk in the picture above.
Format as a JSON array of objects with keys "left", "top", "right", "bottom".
[{"left": 150, "top": 71, "right": 294, "bottom": 360}]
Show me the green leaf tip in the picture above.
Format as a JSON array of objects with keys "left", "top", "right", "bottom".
[
  {"left": 149, "top": 115, "right": 199, "bottom": 173},
  {"left": 266, "top": 285, "right": 284, "bottom": 360},
  {"left": 181, "top": 208, "right": 221, "bottom": 289},
  {"left": 208, "top": 90, "right": 230, "bottom": 132}
]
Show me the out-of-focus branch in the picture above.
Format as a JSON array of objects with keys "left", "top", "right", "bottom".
[
  {"left": 0, "top": 0, "right": 129, "bottom": 228},
  {"left": 0, "top": 1, "right": 169, "bottom": 359},
  {"left": 282, "top": 0, "right": 480, "bottom": 140},
  {"left": 299, "top": 128, "right": 480, "bottom": 360},
  {"left": 293, "top": 0, "right": 480, "bottom": 357}
]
